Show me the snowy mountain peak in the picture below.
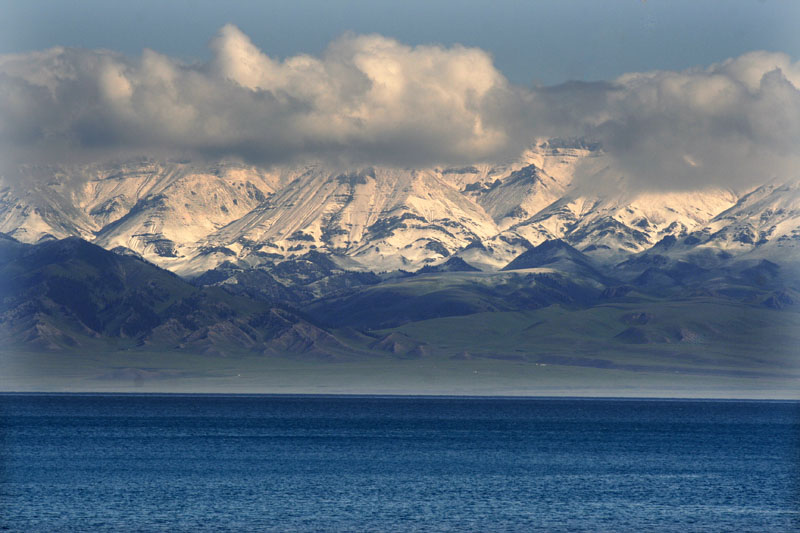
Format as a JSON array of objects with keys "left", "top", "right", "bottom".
[{"left": 0, "top": 144, "right": 796, "bottom": 278}]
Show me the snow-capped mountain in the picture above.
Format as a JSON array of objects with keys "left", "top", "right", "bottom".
[
  {"left": 456, "top": 143, "right": 741, "bottom": 269},
  {"left": 1, "top": 159, "right": 280, "bottom": 273},
  {"left": 86, "top": 161, "right": 280, "bottom": 272},
  {"left": 0, "top": 165, "right": 99, "bottom": 243},
  {"left": 515, "top": 187, "right": 737, "bottom": 256},
  {"left": 626, "top": 181, "right": 800, "bottom": 268},
  {"left": 1, "top": 140, "right": 797, "bottom": 278},
  {"left": 202, "top": 166, "right": 499, "bottom": 274},
  {"left": 467, "top": 140, "right": 591, "bottom": 230}
]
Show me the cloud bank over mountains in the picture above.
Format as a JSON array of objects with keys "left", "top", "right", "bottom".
[{"left": 1, "top": 24, "right": 798, "bottom": 191}]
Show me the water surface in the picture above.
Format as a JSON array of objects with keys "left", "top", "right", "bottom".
[{"left": 1, "top": 395, "right": 798, "bottom": 532}]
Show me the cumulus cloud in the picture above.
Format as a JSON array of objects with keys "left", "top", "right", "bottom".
[
  {"left": 579, "top": 51, "right": 800, "bottom": 190},
  {"left": 0, "top": 25, "right": 798, "bottom": 191},
  {"left": 0, "top": 25, "right": 521, "bottom": 170}
]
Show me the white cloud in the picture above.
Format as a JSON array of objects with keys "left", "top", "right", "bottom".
[
  {"left": 0, "top": 25, "right": 518, "bottom": 169},
  {"left": 0, "top": 25, "right": 798, "bottom": 192},
  {"left": 583, "top": 51, "right": 800, "bottom": 190}
]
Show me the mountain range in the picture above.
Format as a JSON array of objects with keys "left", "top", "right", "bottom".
[
  {"left": 4, "top": 139, "right": 797, "bottom": 276},
  {"left": 1, "top": 139, "right": 798, "bottom": 394}
]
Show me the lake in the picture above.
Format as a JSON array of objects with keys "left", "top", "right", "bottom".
[{"left": 1, "top": 394, "right": 798, "bottom": 532}]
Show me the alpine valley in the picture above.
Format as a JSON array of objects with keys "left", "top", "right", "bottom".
[{"left": 2, "top": 139, "right": 799, "bottom": 396}]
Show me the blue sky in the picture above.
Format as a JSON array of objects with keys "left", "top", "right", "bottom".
[{"left": 1, "top": 0, "right": 798, "bottom": 85}]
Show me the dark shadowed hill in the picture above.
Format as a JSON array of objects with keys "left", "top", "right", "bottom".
[
  {"left": 502, "top": 239, "right": 610, "bottom": 282},
  {"left": 414, "top": 257, "right": 481, "bottom": 275},
  {"left": 0, "top": 237, "right": 344, "bottom": 357}
]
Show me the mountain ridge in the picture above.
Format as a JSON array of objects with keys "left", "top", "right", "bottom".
[{"left": 1, "top": 140, "right": 797, "bottom": 282}]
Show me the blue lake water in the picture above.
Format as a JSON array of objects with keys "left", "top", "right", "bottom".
[{"left": 1, "top": 395, "right": 798, "bottom": 532}]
